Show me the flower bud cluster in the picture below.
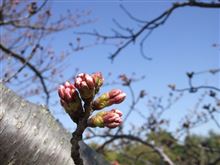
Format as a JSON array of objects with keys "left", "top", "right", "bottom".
[
  {"left": 74, "top": 72, "right": 104, "bottom": 101},
  {"left": 58, "top": 72, "right": 125, "bottom": 129}
]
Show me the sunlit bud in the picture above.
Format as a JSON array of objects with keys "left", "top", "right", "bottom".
[
  {"left": 64, "top": 81, "right": 72, "bottom": 88},
  {"left": 109, "top": 92, "right": 126, "bottom": 104},
  {"left": 58, "top": 85, "right": 65, "bottom": 99},
  {"left": 91, "top": 72, "right": 104, "bottom": 93},
  {"left": 74, "top": 73, "right": 95, "bottom": 101},
  {"left": 58, "top": 82, "right": 83, "bottom": 122},
  {"left": 87, "top": 109, "right": 123, "bottom": 129},
  {"left": 93, "top": 89, "right": 126, "bottom": 110}
]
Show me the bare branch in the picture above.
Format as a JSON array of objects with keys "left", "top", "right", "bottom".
[
  {"left": 77, "top": 1, "right": 220, "bottom": 62},
  {"left": 0, "top": 43, "right": 50, "bottom": 105},
  {"left": 120, "top": 4, "right": 149, "bottom": 24},
  {"left": 96, "top": 134, "right": 175, "bottom": 165},
  {"left": 0, "top": 0, "right": 49, "bottom": 26}
]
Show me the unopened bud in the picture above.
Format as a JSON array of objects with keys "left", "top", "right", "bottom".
[
  {"left": 87, "top": 109, "right": 123, "bottom": 129},
  {"left": 93, "top": 89, "right": 126, "bottom": 110},
  {"left": 74, "top": 73, "right": 95, "bottom": 101},
  {"left": 58, "top": 82, "right": 83, "bottom": 122},
  {"left": 91, "top": 72, "right": 104, "bottom": 93}
]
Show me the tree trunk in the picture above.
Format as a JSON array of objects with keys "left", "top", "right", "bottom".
[{"left": 0, "top": 84, "right": 109, "bottom": 165}]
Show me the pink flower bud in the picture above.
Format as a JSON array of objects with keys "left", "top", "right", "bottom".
[
  {"left": 58, "top": 82, "right": 83, "bottom": 123},
  {"left": 109, "top": 89, "right": 121, "bottom": 97},
  {"left": 64, "top": 81, "right": 71, "bottom": 88},
  {"left": 91, "top": 72, "right": 104, "bottom": 93},
  {"left": 87, "top": 109, "right": 123, "bottom": 129},
  {"left": 93, "top": 89, "right": 126, "bottom": 110},
  {"left": 109, "top": 92, "right": 126, "bottom": 104},
  {"left": 74, "top": 73, "right": 95, "bottom": 101},
  {"left": 85, "top": 74, "right": 94, "bottom": 89},
  {"left": 58, "top": 85, "right": 65, "bottom": 99}
]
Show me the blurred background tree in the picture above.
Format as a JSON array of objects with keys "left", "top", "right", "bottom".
[
  {"left": 1, "top": 0, "right": 219, "bottom": 164},
  {"left": 0, "top": 0, "right": 93, "bottom": 105}
]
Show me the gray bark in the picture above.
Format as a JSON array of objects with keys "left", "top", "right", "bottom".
[{"left": 0, "top": 84, "right": 109, "bottom": 165}]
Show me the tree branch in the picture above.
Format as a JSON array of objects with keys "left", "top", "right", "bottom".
[
  {"left": 95, "top": 134, "right": 175, "bottom": 165},
  {"left": 0, "top": 43, "right": 50, "bottom": 105},
  {"left": 76, "top": 1, "right": 220, "bottom": 62},
  {"left": 108, "top": 1, "right": 220, "bottom": 61}
]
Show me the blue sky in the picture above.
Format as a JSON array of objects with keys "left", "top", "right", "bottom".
[{"left": 19, "top": 1, "right": 220, "bottom": 137}]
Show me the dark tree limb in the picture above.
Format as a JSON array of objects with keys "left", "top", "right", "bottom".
[{"left": 2, "top": 41, "right": 41, "bottom": 83}]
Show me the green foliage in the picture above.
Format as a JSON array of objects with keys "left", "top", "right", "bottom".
[{"left": 90, "top": 130, "right": 220, "bottom": 165}]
